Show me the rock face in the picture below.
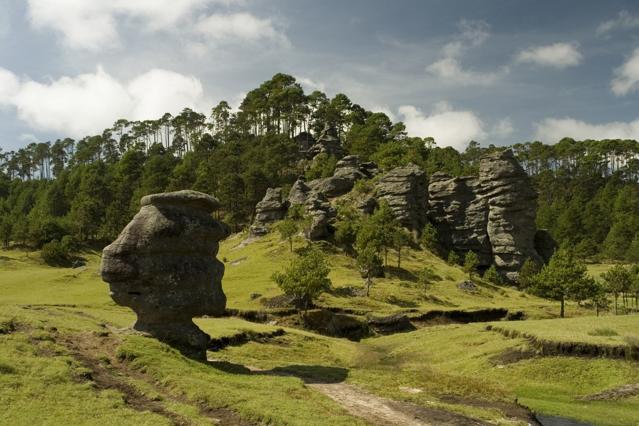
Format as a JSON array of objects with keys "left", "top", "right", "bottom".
[
  {"left": 307, "top": 155, "right": 372, "bottom": 198},
  {"left": 375, "top": 163, "right": 428, "bottom": 237},
  {"left": 100, "top": 190, "right": 230, "bottom": 359},
  {"left": 307, "top": 126, "right": 343, "bottom": 159},
  {"left": 288, "top": 178, "right": 336, "bottom": 240},
  {"left": 428, "top": 173, "right": 492, "bottom": 265},
  {"left": 479, "top": 150, "right": 543, "bottom": 281},
  {"left": 249, "top": 188, "right": 288, "bottom": 236},
  {"left": 428, "top": 150, "right": 549, "bottom": 281}
]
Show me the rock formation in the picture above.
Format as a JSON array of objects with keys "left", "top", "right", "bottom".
[
  {"left": 306, "top": 126, "right": 343, "bottom": 159},
  {"left": 287, "top": 178, "right": 337, "bottom": 240},
  {"left": 428, "top": 150, "right": 549, "bottom": 281},
  {"left": 375, "top": 163, "right": 428, "bottom": 237},
  {"left": 100, "top": 190, "right": 229, "bottom": 359},
  {"left": 307, "top": 155, "right": 374, "bottom": 198},
  {"left": 249, "top": 187, "right": 288, "bottom": 236},
  {"left": 427, "top": 173, "right": 492, "bottom": 265},
  {"left": 479, "top": 150, "right": 543, "bottom": 281}
]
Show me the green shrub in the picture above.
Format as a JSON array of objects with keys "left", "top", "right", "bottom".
[
  {"left": 447, "top": 251, "right": 460, "bottom": 266},
  {"left": 41, "top": 239, "right": 72, "bottom": 266},
  {"left": 483, "top": 265, "right": 502, "bottom": 284}
]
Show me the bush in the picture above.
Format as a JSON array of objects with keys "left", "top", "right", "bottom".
[
  {"left": 41, "top": 239, "right": 72, "bottom": 266},
  {"left": 272, "top": 246, "right": 332, "bottom": 309},
  {"left": 483, "top": 265, "right": 502, "bottom": 284},
  {"left": 417, "top": 266, "right": 438, "bottom": 289},
  {"left": 447, "top": 251, "right": 460, "bottom": 265}
]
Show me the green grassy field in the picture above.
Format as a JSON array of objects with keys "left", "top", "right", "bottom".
[{"left": 1, "top": 240, "right": 638, "bottom": 425}]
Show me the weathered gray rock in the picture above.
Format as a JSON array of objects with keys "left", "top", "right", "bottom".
[
  {"left": 479, "top": 150, "right": 543, "bottom": 281},
  {"left": 249, "top": 187, "right": 288, "bottom": 236},
  {"left": 288, "top": 178, "right": 336, "bottom": 240},
  {"left": 428, "top": 173, "right": 492, "bottom": 266},
  {"left": 375, "top": 163, "right": 428, "bottom": 236},
  {"left": 307, "top": 155, "right": 367, "bottom": 198},
  {"left": 307, "top": 126, "right": 343, "bottom": 159},
  {"left": 100, "top": 190, "right": 229, "bottom": 359}
]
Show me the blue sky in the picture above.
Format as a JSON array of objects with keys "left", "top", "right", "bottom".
[{"left": 2, "top": 0, "right": 639, "bottom": 151}]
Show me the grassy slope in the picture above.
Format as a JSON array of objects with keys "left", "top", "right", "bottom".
[
  {"left": 220, "top": 232, "right": 568, "bottom": 318},
  {"left": 2, "top": 244, "right": 638, "bottom": 425}
]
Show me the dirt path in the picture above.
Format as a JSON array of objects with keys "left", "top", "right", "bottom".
[
  {"left": 582, "top": 383, "right": 639, "bottom": 400},
  {"left": 309, "top": 383, "right": 430, "bottom": 426}
]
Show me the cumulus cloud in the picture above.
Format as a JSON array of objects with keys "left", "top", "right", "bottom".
[
  {"left": 490, "top": 118, "right": 514, "bottom": 139},
  {"left": 597, "top": 10, "right": 639, "bottom": 36},
  {"left": 194, "top": 12, "right": 289, "bottom": 46},
  {"left": 2, "top": 66, "right": 210, "bottom": 138},
  {"left": 398, "top": 104, "right": 485, "bottom": 151},
  {"left": 295, "top": 76, "right": 325, "bottom": 92},
  {"left": 426, "top": 19, "right": 506, "bottom": 86},
  {"left": 0, "top": 67, "right": 20, "bottom": 106},
  {"left": 516, "top": 43, "right": 582, "bottom": 68},
  {"left": 534, "top": 117, "right": 639, "bottom": 143},
  {"left": 611, "top": 47, "right": 639, "bottom": 96},
  {"left": 26, "top": 0, "right": 274, "bottom": 51}
]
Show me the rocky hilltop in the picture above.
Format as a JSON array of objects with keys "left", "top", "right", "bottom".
[{"left": 249, "top": 137, "right": 553, "bottom": 281}]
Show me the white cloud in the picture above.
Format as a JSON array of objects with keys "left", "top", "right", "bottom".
[
  {"left": 2, "top": 66, "right": 210, "bottom": 138},
  {"left": 19, "top": 133, "right": 40, "bottom": 144},
  {"left": 611, "top": 47, "right": 639, "bottom": 96},
  {"left": 597, "top": 10, "right": 639, "bottom": 36},
  {"left": 516, "top": 43, "right": 582, "bottom": 69},
  {"left": 194, "top": 13, "right": 289, "bottom": 46},
  {"left": 534, "top": 117, "right": 639, "bottom": 143},
  {"left": 490, "top": 118, "right": 514, "bottom": 139},
  {"left": 0, "top": 67, "right": 20, "bottom": 106},
  {"left": 26, "top": 0, "right": 257, "bottom": 50},
  {"left": 426, "top": 19, "right": 505, "bottom": 86},
  {"left": 398, "top": 104, "right": 485, "bottom": 151}
]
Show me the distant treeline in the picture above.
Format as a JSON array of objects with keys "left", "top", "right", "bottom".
[{"left": 1, "top": 73, "right": 638, "bottom": 261}]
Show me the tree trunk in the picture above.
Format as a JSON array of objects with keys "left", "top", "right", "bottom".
[
  {"left": 397, "top": 248, "right": 401, "bottom": 269},
  {"left": 289, "top": 238, "right": 293, "bottom": 253},
  {"left": 560, "top": 297, "right": 565, "bottom": 318}
]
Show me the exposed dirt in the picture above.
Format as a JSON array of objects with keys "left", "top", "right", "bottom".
[
  {"left": 581, "top": 383, "right": 639, "bottom": 401},
  {"left": 209, "top": 328, "right": 286, "bottom": 351},
  {"left": 489, "top": 347, "right": 537, "bottom": 366},
  {"left": 59, "top": 330, "right": 255, "bottom": 425},
  {"left": 439, "top": 394, "right": 540, "bottom": 425}
]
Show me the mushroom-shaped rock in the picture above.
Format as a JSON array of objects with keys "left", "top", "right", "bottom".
[{"left": 100, "top": 190, "right": 230, "bottom": 359}]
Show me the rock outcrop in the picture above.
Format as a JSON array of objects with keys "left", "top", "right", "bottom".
[
  {"left": 249, "top": 187, "right": 288, "bottom": 236},
  {"left": 100, "top": 190, "right": 229, "bottom": 359},
  {"left": 428, "top": 173, "right": 492, "bottom": 265},
  {"left": 479, "top": 150, "right": 543, "bottom": 281},
  {"left": 428, "top": 150, "right": 550, "bottom": 281},
  {"left": 375, "top": 163, "right": 428, "bottom": 237},
  {"left": 288, "top": 178, "right": 337, "bottom": 240},
  {"left": 307, "top": 155, "right": 374, "bottom": 198},
  {"left": 307, "top": 126, "right": 343, "bottom": 159}
]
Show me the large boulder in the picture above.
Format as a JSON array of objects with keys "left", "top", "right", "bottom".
[
  {"left": 100, "top": 190, "right": 229, "bottom": 359},
  {"left": 288, "top": 179, "right": 336, "bottom": 240},
  {"left": 307, "top": 155, "right": 370, "bottom": 198},
  {"left": 479, "top": 150, "right": 543, "bottom": 281},
  {"left": 375, "top": 163, "right": 428, "bottom": 236},
  {"left": 249, "top": 187, "right": 288, "bottom": 236},
  {"left": 428, "top": 173, "right": 492, "bottom": 266}
]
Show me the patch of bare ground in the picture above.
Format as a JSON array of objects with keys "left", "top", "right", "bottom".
[
  {"left": 59, "top": 330, "right": 254, "bottom": 425},
  {"left": 439, "top": 395, "right": 540, "bottom": 425},
  {"left": 581, "top": 383, "right": 639, "bottom": 401},
  {"left": 489, "top": 347, "right": 537, "bottom": 366}
]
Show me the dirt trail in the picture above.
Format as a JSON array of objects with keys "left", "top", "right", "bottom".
[
  {"left": 582, "top": 383, "right": 639, "bottom": 400},
  {"left": 309, "top": 383, "right": 430, "bottom": 425}
]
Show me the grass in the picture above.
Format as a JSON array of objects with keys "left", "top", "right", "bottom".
[
  {"left": 1, "top": 241, "right": 638, "bottom": 425},
  {"left": 488, "top": 315, "right": 639, "bottom": 347}
]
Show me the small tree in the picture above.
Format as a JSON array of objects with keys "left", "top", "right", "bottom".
[
  {"left": 417, "top": 266, "right": 437, "bottom": 292},
  {"left": 276, "top": 219, "right": 298, "bottom": 252},
  {"left": 392, "top": 228, "right": 411, "bottom": 268},
  {"left": 601, "top": 264, "right": 632, "bottom": 315},
  {"left": 518, "top": 258, "right": 541, "bottom": 289},
  {"left": 530, "top": 248, "right": 597, "bottom": 318},
  {"left": 463, "top": 251, "right": 479, "bottom": 279},
  {"left": 447, "top": 250, "right": 460, "bottom": 266},
  {"left": 272, "top": 246, "right": 332, "bottom": 310},
  {"left": 483, "top": 265, "right": 502, "bottom": 284},
  {"left": 420, "top": 223, "right": 438, "bottom": 252},
  {"left": 357, "top": 245, "right": 382, "bottom": 296}
]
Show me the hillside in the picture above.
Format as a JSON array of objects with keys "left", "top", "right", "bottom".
[{"left": 2, "top": 240, "right": 638, "bottom": 425}]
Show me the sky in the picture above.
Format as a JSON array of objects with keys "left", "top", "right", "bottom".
[{"left": 2, "top": 0, "right": 639, "bottom": 152}]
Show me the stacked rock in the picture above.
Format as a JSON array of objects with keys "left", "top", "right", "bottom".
[{"left": 100, "top": 190, "right": 229, "bottom": 359}]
